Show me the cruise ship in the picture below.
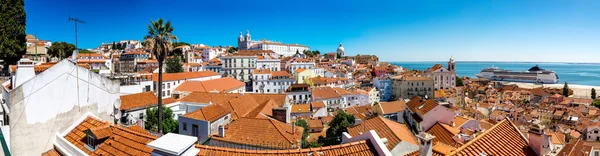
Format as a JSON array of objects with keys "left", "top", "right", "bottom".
[{"left": 476, "top": 65, "right": 559, "bottom": 84}]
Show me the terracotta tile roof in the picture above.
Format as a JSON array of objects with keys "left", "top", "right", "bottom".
[
  {"left": 406, "top": 96, "right": 439, "bottom": 116},
  {"left": 271, "top": 71, "right": 292, "bottom": 78},
  {"left": 379, "top": 100, "right": 406, "bottom": 114},
  {"left": 64, "top": 116, "right": 158, "bottom": 155},
  {"left": 253, "top": 68, "right": 271, "bottom": 74},
  {"left": 344, "top": 106, "right": 367, "bottom": 121},
  {"left": 127, "top": 125, "right": 151, "bottom": 135},
  {"left": 428, "top": 64, "right": 446, "bottom": 72},
  {"left": 210, "top": 118, "right": 303, "bottom": 149},
  {"left": 174, "top": 77, "right": 244, "bottom": 93},
  {"left": 294, "top": 68, "right": 307, "bottom": 73},
  {"left": 182, "top": 104, "right": 230, "bottom": 122},
  {"left": 450, "top": 118, "right": 536, "bottom": 156},
  {"left": 547, "top": 132, "right": 566, "bottom": 145},
  {"left": 120, "top": 92, "right": 158, "bottom": 111},
  {"left": 246, "top": 99, "right": 279, "bottom": 118},
  {"left": 196, "top": 140, "right": 377, "bottom": 156},
  {"left": 92, "top": 126, "right": 158, "bottom": 156},
  {"left": 479, "top": 119, "right": 494, "bottom": 130},
  {"left": 454, "top": 116, "right": 470, "bottom": 127},
  {"left": 42, "top": 149, "right": 63, "bottom": 156},
  {"left": 151, "top": 71, "right": 219, "bottom": 82},
  {"left": 347, "top": 116, "right": 418, "bottom": 150},
  {"left": 307, "top": 118, "right": 324, "bottom": 129},
  {"left": 312, "top": 87, "right": 342, "bottom": 100},
  {"left": 64, "top": 116, "right": 110, "bottom": 154},
  {"left": 332, "top": 87, "right": 351, "bottom": 95},
  {"left": 312, "top": 101, "right": 326, "bottom": 108},
  {"left": 247, "top": 94, "right": 288, "bottom": 107},
  {"left": 426, "top": 122, "right": 462, "bottom": 148},
  {"left": 557, "top": 140, "right": 593, "bottom": 156},
  {"left": 179, "top": 92, "right": 241, "bottom": 104},
  {"left": 433, "top": 141, "right": 457, "bottom": 156},
  {"left": 89, "top": 124, "right": 112, "bottom": 139}
]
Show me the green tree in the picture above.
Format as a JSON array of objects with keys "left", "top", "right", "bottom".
[
  {"left": 592, "top": 88, "right": 597, "bottom": 100},
  {"left": 296, "top": 49, "right": 300, "bottom": 56},
  {"left": 79, "top": 49, "right": 95, "bottom": 54},
  {"left": 0, "top": 0, "right": 27, "bottom": 71},
  {"left": 172, "top": 42, "right": 190, "bottom": 47},
  {"left": 562, "top": 82, "right": 569, "bottom": 97},
  {"left": 456, "top": 76, "right": 464, "bottom": 86},
  {"left": 121, "top": 42, "right": 127, "bottom": 50},
  {"left": 227, "top": 47, "right": 237, "bottom": 54},
  {"left": 324, "top": 111, "right": 356, "bottom": 145},
  {"left": 593, "top": 100, "right": 600, "bottom": 108},
  {"left": 165, "top": 55, "right": 184, "bottom": 73},
  {"left": 145, "top": 106, "right": 178, "bottom": 133},
  {"left": 112, "top": 42, "right": 117, "bottom": 50},
  {"left": 143, "top": 18, "right": 178, "bottom": 134},
  {"left": 47, "top": 42, "right": 76, "bottom": 59},
  {"left": 295, "top": 119, "right": 310, "bottom": 139}
]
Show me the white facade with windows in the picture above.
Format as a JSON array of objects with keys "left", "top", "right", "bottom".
[
  {"left": 201, "top": 48, "right": 225, "bottom": 62},
  {"left": 424, "top": 58, "right": 457, "bottom": 90},
  {"left": 252, "top": 69, "right": 295, "bottom": 94},
  {"left": 237, "top": 30, "right": 310, "bottom": 57},
  {"left": 256, "top": 57, "right": 281, "bottom": 71},
  {"left": 290, "top": 62, "right": 315, "bottom": 73},
  {"left": 221, "top": 55, "right": 257, "bottom": 83},
  {"left": 154, "top": 74, "right": 221, "bottom": 99}
]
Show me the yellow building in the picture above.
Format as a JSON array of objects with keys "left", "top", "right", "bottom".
[{"left": 294, "top": 68, "right": 315, "bottom": 84}]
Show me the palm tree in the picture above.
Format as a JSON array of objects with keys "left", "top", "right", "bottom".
[{"left": 143, "top": 18, "right": 177, "bottom": 134}]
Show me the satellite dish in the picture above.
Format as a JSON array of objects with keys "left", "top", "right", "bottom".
[
  {"left": 72, "top": 49, "right": 79, "bottom": 61},
  {"left": 114, "top": 99, "right": 121, "bottom": 109},
  {"left": 114, "top": 111, "right": 122, "bottom": 119}
]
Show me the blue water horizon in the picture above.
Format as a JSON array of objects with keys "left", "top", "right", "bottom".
[{"left": 390, "top": 61, "right": 600, "bottom": 86}]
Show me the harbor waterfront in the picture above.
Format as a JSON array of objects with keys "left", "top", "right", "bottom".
[{"left": 391, "top": 61, "right": 600, "bottom": 86}]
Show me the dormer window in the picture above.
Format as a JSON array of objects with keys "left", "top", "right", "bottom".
[{"left": 83, "top": 125, "right": 110, "bottom": 151}]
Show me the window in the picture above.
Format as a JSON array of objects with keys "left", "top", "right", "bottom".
[
  {"left": 595, "top": 130, "right": 598, "bottom": 134},
  {"left": 267, "top": 89, "right": 270, "bottom": 92},
  {"left": 167, "top": 83, "right": 170, "bottom": 89},
  {"left": 162, "top": 84, "right": 165, "bottom": 89},
  {"left": 162, "top": 91, "right": 165, "bottom": 97},
  {"left": 139, "top": 112, "right": 144, "bottom": 119},
  {"left": 183, "top": 122, "right": 187, "bottom": 131},
  {"left": 167, "top": 90, "right": 170, "bottom": 96}
]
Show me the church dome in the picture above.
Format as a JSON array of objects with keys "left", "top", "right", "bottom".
[
  {"left": 238, "top": 32, "right": 243, "bottom": 41},
  {"left": 337, "top": 43, "right": 345, "bottom": 53}
]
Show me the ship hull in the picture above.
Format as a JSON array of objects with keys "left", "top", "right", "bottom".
[{"left": 475, "top": 74, "right": 559, "bottom": 84}]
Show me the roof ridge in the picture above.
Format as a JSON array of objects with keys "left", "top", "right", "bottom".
[
  {"left": 270, "top": 119, "right": 296, "bottom": 144},
  {"left": 449, "top": 118, "right": 510, "bottom": 155}
]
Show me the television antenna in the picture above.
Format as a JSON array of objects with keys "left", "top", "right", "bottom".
[{"left": 69, "top": 16, "right": 86, "bottom": 111}]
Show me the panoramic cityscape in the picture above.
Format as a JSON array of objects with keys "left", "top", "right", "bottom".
[{"left": 1, "top": 0, "right": 600, "bottom": 156}]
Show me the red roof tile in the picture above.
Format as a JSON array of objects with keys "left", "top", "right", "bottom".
[
  {"left": 210, "top": 118, "right": 303, "bottom": 149},
  {"left": 347, "top": 116, "right": 418, "bottom": 150},
  {"left": 174, "top": 77, "right": 244, "bottom": 93},
  {"left": 450, "top": 118, "right": 536, "bottom": 156},
  {"left": 151, "top": 71, "right": 219, "bottom": 82},
  {"left": 182, "top": 104, "right": 230, "bottom": 122},
  {"left": 196, "top": 140, "right": 377, "bottom": 156}
]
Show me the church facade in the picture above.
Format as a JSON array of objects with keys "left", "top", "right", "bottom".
[
  {"left": 424, "top": 57, "right": 457, "bottom": 90},
  {"left": 237, "top": 30, "right": 310, "bottom": 57}
]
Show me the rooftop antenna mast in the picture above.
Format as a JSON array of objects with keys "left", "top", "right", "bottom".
[{"left": 69, "top": 16, "right": 86, "bottom": 111}]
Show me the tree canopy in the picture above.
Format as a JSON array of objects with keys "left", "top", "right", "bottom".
[
  {"left": 0, "top": 0, "right": 27, "bottom": 69},
  {"left": 47, "top": 42, "right": 76, "bottom": 59},
  {"left": 562, "top": 82, "right": 569, "bottom": 97},
  {"left": 165, "top": 55, "right": 184, "bottom": 73},
  {"left": 324, "top": 111, "right": 356, "bottom": 145},
  {"left": 145, "top": 106, "right": 178, "bottom": 133},
  {"left": 593, "top": 100, "right": 600, "bottom": 108},
  {"left": 172, "top": 42, "right": 190, "bottom": 47},
  {"left": 304, "top": 50, "right": 321, "bottom": 57},
  {"left": 456, "top": 76, "right": 464, "bottom": 86},
  {"left": 227, "top": 47, "right": 237, "bottom": 54},
  {"left": 295, "top": 119, "right": 310, "bottom": 139},
  {"left": 592, "top": 88, "right": 597, "bottom": 100}
]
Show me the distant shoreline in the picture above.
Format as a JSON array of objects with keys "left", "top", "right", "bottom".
[
  {"left": 503, "top": 82, "right": 600, "bottom": 99},
  {"left": 388, "top": 61, "right": 600, "bottom": 64}
]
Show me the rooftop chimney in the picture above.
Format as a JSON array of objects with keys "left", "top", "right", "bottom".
[
  {"left": 417, "top": 132, "right": 435, "bottom": 156},
  {"left": 14, "top": 58, "right": 36, "bottom": 88},
  {"left": 528, "top": 123, "right": 550, "bottom": 156}
]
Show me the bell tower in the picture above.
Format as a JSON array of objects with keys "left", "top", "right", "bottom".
[{"left": 448, "top": 56, "right": 456, "bottom": 71}]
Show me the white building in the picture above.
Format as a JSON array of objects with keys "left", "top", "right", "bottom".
[
  {"left": 201, "top": 47, "right": 226, "bottom": 62},
  {"left": 424, "top": 57, "right": 456, "bottom": 90},
  {"left": 152, "top": 71, "right": 222, "bottom": 99},
  {"left": 237, "top": 30, "right": 310, "bottom": 57},
  {"left": 289, "top": 58, "right": 315, "bottom": 73},
  {"left": 179, "top": 104, "right": 232, "bottom": 143},
  {"left": 252, "top": 69, "right": 295, "bottom": 94},
  {"left": 256, "top": 55, "right": 281, "bottom": 71},
  {"left": 312, "top": 87, "right": 347, "bottom": 110},
  {"left": 3, "top": 59, "right": 120, "bottom": 155},
  {"left": 221, "top": 54, "right": 257, "bottom": 86},
  {"left": 368, "top": 88, "right": 380, "bottom": 105}
]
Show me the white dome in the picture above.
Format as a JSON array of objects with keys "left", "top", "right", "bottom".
[
  {"left": 238, "top": 32, "right": 243, "bottom": 40},
  {"left": 337, "top": 43, "right": 345, "bottom": 53}
]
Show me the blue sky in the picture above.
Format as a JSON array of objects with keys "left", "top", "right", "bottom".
[{"left": 25, "top": 0, "right": 600, "bottom": 62}]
